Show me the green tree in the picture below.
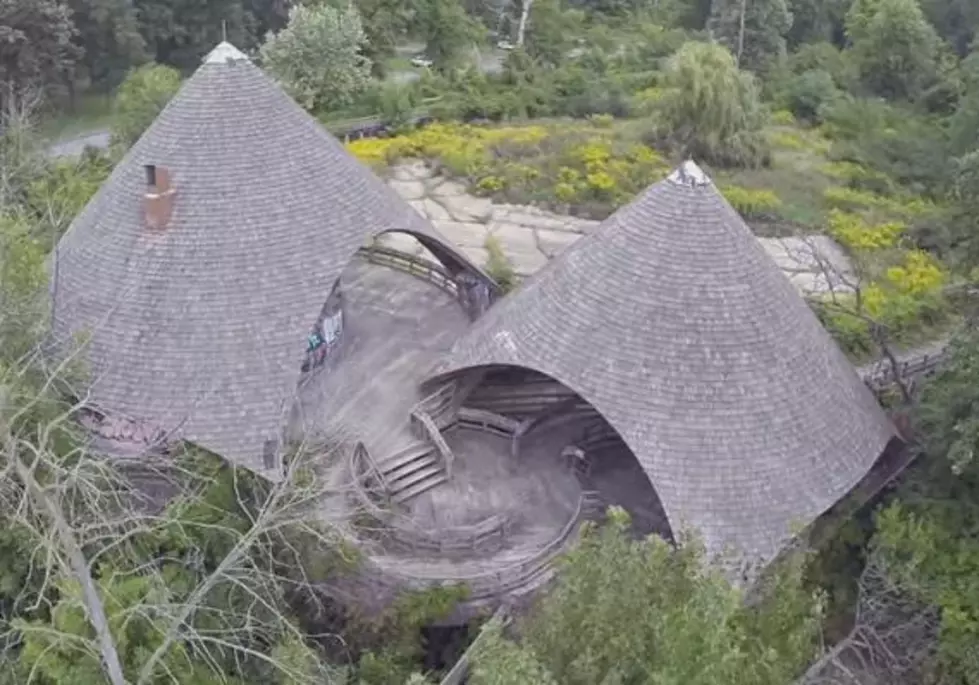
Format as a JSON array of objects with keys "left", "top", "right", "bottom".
[
  {"left": 707, "top": 0, "right": 793, "bottom": 73},
  {"left": 920, "top": 0, "right": 979, "bottom": 56},
  {"left": 260, "top": 2, "right": 372, "bottom": 113},
  {"left": 133, "top": 0, "right": 255, "bottom": 72},
  {"left": 786, "top": 0, "right": 850, "bottom": 46},
  {"left": 110, "top": 62, "right": 181, "bottom": 149},
  {"left": 655, "top": 41, "right": 770, "bottom": 168},
  {"left": 0, "top": 0, "right": 80, "bottom": 108},
  {"left": 872, "top": 326, "right": 979, "bottom": 684},
  {"left": 523, "top": 0, "right": 576, "bottom": 66},
  {"left": 67, "top": 0, "right": 148, "bottom": 91},
  {"left": 349, "top": 0, "right": 414, "bottom": 77},
  {"left": 417, "top": 0, "right": 485, "bottom": 71},
  {"left": 845, "top": 0, "right": 942, "bottom": 101},
  {"left": 470, "top": 508, "right": 822, "bottom": 684}
]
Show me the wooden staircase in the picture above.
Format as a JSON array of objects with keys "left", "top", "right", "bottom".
[{"left": 378, "top": 441, "right": 448, "bottom": 503}]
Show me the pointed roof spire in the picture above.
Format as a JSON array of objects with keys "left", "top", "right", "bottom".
[
  {"left": 52, "top": 39, "right": 456, "bottom": 477},
  {"left": 667, "top": 159, "right": 712, "bottom": 187},
  {"left": 430, "top": 163, "right": 897, "bottom": 563},
  {"left": 204, "top": 41, "right": 249, "bottom": 65}
]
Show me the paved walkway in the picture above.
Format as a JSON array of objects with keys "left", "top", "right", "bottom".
[{"left": 382, "top": 161, "right": 855, "bottom": 295}]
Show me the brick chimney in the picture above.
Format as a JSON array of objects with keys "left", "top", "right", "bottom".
[{"left": 143, "top": 164, "right": 176, "bottom": 230}]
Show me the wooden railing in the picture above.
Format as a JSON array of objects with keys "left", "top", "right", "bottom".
[
  {"left": 411, "top": 410, "right": 455, "bottom": 478},
  {"left": 414, "top": 380, "right": 458, "bottom": 429},
  {"left": 348, "top": 444, "right": 396, "bottom": 525},
  {"left": 861, "top": 350, "right": 946, "bottom": 393},
  {"left": 372, "top": 493, "right": 589, "bottom": 600},
  {"left": 453, "top": 407, "right": 521, "bottom": 437},
  {"left": 387, "top": 514, "right": 510, "bottom": 556},
  {"left": 358, "top": 245, "right": 458, "bottom": 298}
]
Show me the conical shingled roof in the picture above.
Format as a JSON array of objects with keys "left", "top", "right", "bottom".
[
  {"left": 51, "top": 43, "right": 449, "bottom": 476},
  {"left": 431, "top": 161, "right": 897, "bottom": 562}
]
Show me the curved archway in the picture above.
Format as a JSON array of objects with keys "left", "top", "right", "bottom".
[
  {"left": 374, "top": 228, "right": 502, "bottom": 296},
  {"left": 429, "top": 364, "right": 675, "bottom": 542}
]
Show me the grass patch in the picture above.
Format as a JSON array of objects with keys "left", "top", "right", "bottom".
[{"left": 39, "top": 92, "right": 114, "bottom": 142}]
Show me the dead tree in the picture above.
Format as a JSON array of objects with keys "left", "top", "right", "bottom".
[{"left": 798, "top": 557, "right": 938, "bottom": 685}]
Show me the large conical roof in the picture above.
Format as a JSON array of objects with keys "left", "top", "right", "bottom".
[
  {"left": 51, "top": 43, "right": 449, "bottom": 475},
  {"left": 431, "top": 161, "right": 897, "bottom": 562}
]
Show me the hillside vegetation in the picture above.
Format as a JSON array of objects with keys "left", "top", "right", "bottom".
[{"left": 3, "top": 0, "right": 979, "bottom": 683}]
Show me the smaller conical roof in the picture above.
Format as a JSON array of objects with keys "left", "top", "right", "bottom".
[
  {"left": 432, "top": 161, "right": 896, "bottom": 561},
  {"left": 51, "top": 43, "right": 452, "bottom": 475}
]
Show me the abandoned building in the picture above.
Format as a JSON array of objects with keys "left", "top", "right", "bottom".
[{"left": 50, "top": 43, "right": 908, "bottom": 611}]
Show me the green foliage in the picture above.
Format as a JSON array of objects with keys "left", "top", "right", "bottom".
[
  {"left": 525, "top": 0, "right": 578, "bottom": 66},
  {"left": 719, "top": 184, "right": 782, "bottom": 219},
  {"left": 110, "top": 62, "right": 181, "bottom": 149},
  {"left": 707, "top": 0, "right": 793, "bottom": 73},
  {"left": 471, "top": 510, "right": 822, "bottom": 684},
  {"left": 845, "top": 0, "right": 942, "bottom": 101},
  {"left": 485, "top": 235, "right": 518, "bottom": 293},
  {"left": 25, "top": 149, "right": 113, "bottom": 239},
  {"left": 416, "top": 0, "right": 484, "bottom": 71},
  {"left": 783, "top": 69, "right": 841, "bottom": 123},
  {"left": 655, "top": 41, "right": 771, "bottom": 168},
  {"left": 260, "top": 2, "right": 372, "bottom": 113},
  {"left": 871, "top": 327, "right": 979, "bottom": 682},
  {"left": 134, "top": 0, "right": 258, "bottom": 72},
  {"left": 356, "top": 585, "right": 469, "bottom": 684},
  {"left": 0, "top": 0, "right": 80, "bottom": 109},
  {"left": 68, "top": 0, "right": 149, "bottom": 90}
]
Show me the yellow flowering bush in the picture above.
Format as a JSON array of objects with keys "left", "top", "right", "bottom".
[
  {"left": 884, "top": 250, "right": 945, "bottom": 296},
  {"left": 719, "top": 185, "right": 782, "bottom": 219},
  {"left": 771, "top": 109, "right": 796, "bottom": 126},
  {"left": 349, "top": 122, "right": 666, "bottom": 217},
  {"left": 827, "top": 210, "right": 904, "bottom": 250},
  {"left": 586, "top": 170, "right": 616, "bottom": 194},
  {"left": 554, "top": 182, "right": 579, "bottom": 202},
  {"left": 770, "top": 130, "right": 807, "bottom": 150},
  {"left": 824, "top": 186, "right": 934, "bottom": 218},
  {"left": 476, "top": 175, "right": 505, "bottom": 194}
]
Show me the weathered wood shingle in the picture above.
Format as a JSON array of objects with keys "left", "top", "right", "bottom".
[
  {"left": 431, "top": 161, "right": 897, "bottom": 563},
  {"left": 50, "top": 43, "right": 445, "bottom": 477}
]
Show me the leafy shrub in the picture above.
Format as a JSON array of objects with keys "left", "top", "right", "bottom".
[
  {"left": 771, "top": 109, "right": 796, "bottom": 125},
  {"left": 783, "top": 69, "right": 840, "bottom": 123},
  {"left": 485, "top": 235, "right": 518, "bottom": 292},
  {"left": 476, "top": 175, "right": 505, "bottom": 194},
  {"left": 827, "top": 210, "right": 904, "bottom": 250},
  {"left": 720, "top": 185, "right": 782, "bottom": 220},
  {"left": 817, "top": 305, "right": 876, "bottom": 359},
  {"left": 111, "top": 63, "right": 181, "bottom": 149},
  {"left": 654, "top": 42, "right": 771, "bottom": 169},
  {"left": 770, "top": 130, "right": 808, "bottom": 150}
]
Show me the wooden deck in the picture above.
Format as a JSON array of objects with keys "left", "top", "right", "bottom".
[
  {"left": 291, "top": 255, "right": 470, "bottom": 458},
  {"left": 297, "top": 256, "right": 671, "bottom": 616}
]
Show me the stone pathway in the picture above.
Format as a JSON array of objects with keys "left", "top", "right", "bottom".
[{"left": 382, "top": 160, "right": 853, "bottom": 295}]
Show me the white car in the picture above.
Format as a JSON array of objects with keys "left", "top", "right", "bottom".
[
  {"left": 496, "top": 40, "right": 516, "bottom": 51},
  {"left": 411, "top": 56, "right": 433, "bottom": 68}
]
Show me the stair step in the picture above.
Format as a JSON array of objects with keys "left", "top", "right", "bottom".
[
  {"left": 384, "top": 453, "right": 442, "bottom": 491},
  {"left": 379, "top": 443, "right": 433, "bottom": 474},
  {"left": 390, "top": 464, "right": 444, "bottom": 491},
  {"left": 392, "top": 472, "right": 448, "bottom": 503}
]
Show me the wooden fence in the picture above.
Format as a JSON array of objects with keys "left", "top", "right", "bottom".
[
  {"left": 411, "top": 410, "right": 455, "bottom": 478},
  {"left": 370, "top": 493, "right": 589, "bottom": 600},
  {"left": 358, "top": 245, "right": 459, "bottom": 298},
  {"left": 387, "top": 513, "right": 510, "bottom": 556}
]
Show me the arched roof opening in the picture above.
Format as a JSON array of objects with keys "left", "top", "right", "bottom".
[{"left": 428, "top": 363, "right": 675, "bottom": 542}]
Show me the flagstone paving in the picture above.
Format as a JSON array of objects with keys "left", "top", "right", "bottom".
[{"left": 381, "top": 161, "right": 854, "bottom": 294}]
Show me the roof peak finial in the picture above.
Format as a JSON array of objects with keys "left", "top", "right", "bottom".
[
  {"left": 204, "top": 41, "right": 249, "bottom": 65},
  {"left": 667, "top": 160, "right": 712, "bottom": 188}
]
